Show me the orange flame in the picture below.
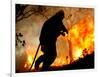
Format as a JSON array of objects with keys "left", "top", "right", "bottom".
[
  {"left": 24, "top": 15, "right": 94, "bottom": 70},
  {"left": 67, "top": 15, "right": 94, "bottom": 61}
]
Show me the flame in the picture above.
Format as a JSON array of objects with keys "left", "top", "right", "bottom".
[
  {"left": 27, "top": 55, "right": 33, "bottom": 64},
  {"left": 73, "top": 48, "right": 83, "bottom": 60},
  {"left": 23, "top": 46, "right": 43, "bottom": 70},
  {"left": 67, "top": 15, "right": 94, "bottom": 61},
  {"left": 52, "top": 57, "right": 68, "bottom": 66},
  {"left": 24, "top": 49, "right": 34, "bottom": 69},
  {"left": 23, "top": 15, "right": 94, "bottom": 70}
]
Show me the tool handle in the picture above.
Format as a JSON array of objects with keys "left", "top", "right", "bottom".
[{"left": 29, "top": 44, "right": 40, "bottom": 71}]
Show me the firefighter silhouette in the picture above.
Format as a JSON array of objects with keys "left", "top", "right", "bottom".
[{"left": 35, "top": 10, "right": 68, "bottom": 71}]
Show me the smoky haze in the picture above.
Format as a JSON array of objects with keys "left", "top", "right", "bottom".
[{"left": 15, "top": 4, "right": 94, "bottom": 72}]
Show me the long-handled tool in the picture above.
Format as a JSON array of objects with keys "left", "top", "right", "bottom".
[{"left": 29, "top": 44, "right": 40, "bottom": 72}]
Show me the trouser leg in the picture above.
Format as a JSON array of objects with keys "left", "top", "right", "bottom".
[
  {"left": 42, "top": 55, "right": 56, "bottom": 71},
  {"left": 35, "top": 55, "right": 44, "bottom": 70}
]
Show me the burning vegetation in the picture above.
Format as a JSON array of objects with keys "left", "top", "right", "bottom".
[
  {"left": 20, "top": 15, "right": 94, "bottom": 72},
  {"left": 67, "top": 15, "right": 94, "bottom": 61},
  {"left": 15, "top": 5, "right": 94, "bottom": 73}
]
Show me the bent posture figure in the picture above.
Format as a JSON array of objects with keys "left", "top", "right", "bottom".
[{"left": 35, "top": 10, "right": 68, "bottom": 71}]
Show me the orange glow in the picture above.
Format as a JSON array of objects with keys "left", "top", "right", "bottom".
[
  {"left": 28, "top": 55, "right": 33, "bottom": 64},
  {"left": 67, "top": 15, "right": 94, "bottom": 61},
  {"left": 73, "top": 47, "right": 83, "bottom": 60},
  {"left": 24, "top": 46, "right": 43, "bottom": 70},
  {"left": 24, "top": 15, "right": 94, "bottom": 70}
]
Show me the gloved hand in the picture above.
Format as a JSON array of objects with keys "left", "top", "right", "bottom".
[
  {"left": 60, "top": 31, "right": 65, "bottom": 36},
  {"left": 60, "top": 31, "right": 68, "bottom": 36}
]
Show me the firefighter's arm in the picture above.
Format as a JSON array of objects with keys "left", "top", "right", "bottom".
[
  {"left": 60, "top": 24, "right": 68, "bottom": 36},
  {"left": 60, "top": 30, "right": 65, "bottom": 36},
  {"left": 62, "top": 25, "right": 68, "bottom": 34}
]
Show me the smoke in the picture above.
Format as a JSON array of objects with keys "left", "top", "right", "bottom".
[{"left": 16, "top": 5, "right": 94, "bottom": 72}]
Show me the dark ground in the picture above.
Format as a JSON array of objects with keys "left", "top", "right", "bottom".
[{"left": 16, "top": 52, "right": 94, "bottom": 73}]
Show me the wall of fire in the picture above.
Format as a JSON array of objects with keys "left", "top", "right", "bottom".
[{"left": 15, "top": 5, "right": 94, "bottom": 72}]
